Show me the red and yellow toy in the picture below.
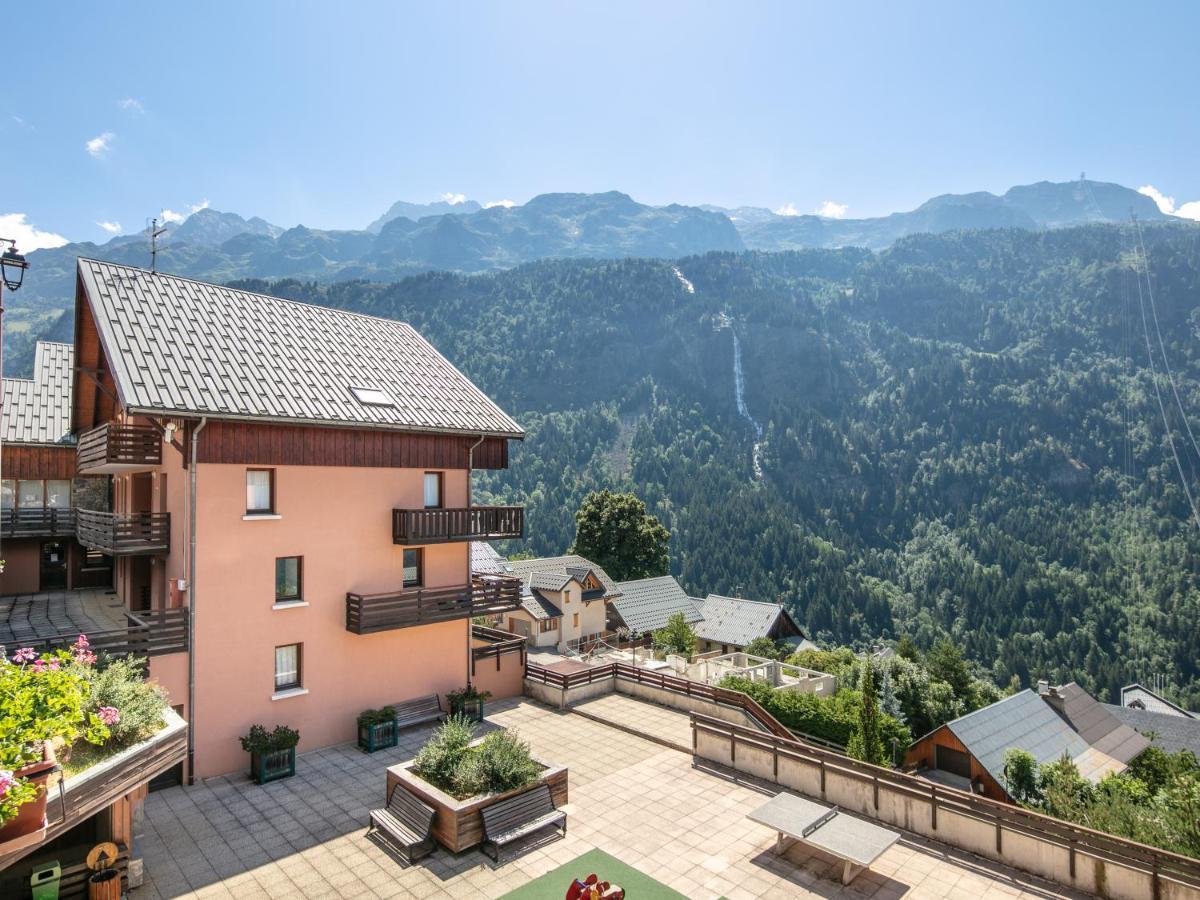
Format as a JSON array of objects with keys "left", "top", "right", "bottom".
[{"left": 566, "top": 872, "right": 625, "bottom": 900}]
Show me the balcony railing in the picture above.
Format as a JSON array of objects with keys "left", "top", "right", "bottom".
[
  {"left": 0, "top": 609, "right": 189, "bottom": 660},
  {"left": 0, "top": 507, "right": 76, "bottom": 538},
  {"left": 346, "top": 574, "right": 522, "bottom": 635},
  {"left": 392, "top": 505, "right": 524, "bottom": 544},
  {"left": 75, "top": 509, "right": 170, "bottom": 556},
  {"left": 76, "top": 422, "right": 162, "bottom": 474}
]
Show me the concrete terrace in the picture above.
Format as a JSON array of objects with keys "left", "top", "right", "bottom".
[{"left": 137, "top": 696, "right": 1089, "bottom": 900}]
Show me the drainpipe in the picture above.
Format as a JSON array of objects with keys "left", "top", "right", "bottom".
[
  {"left": 465, "top": 434, "right": 485, "bottom": 687},
  {"left": 186, "top": 417, "right": 207, "bottom": 784}
]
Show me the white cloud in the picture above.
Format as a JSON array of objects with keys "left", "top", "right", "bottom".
[
  {"left": 440, "top": 192, "right": 468, "bottom": 205},
  {"left": 118, "top": 97, "right": 144, "bottom": 114},
  {"left": 86, "top": 131, "right": 114, "bottom": 157},
  {"left": 0, "top": 213, "right": 69, "bottom": 251},
  {"left": 96, "top": 220, "right": 122, "bottom": 234},
  {"left": 189, "top": 199, "right": 210, "bottom": 214},
  {"left": 160, "top": 208, "right": 184, "bottom": 224},
  {"left": 774, "top": 203, "right": 801, "bottom": 217},
  {"left": 1138, "top": 184, "right": 1200, "bottom": 222},
  {"left": 816, "top": 200, "right": 849, "bottom": 219},
  {"left": 11, "top": 114, "right": 27, "bottom": 128},
  {"left": 484, "top": 199, "right": 516, "bottom": 209}
]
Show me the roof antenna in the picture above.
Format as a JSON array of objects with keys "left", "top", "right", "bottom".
[{"left": 148, "top": 217, "right": 168, "bottom": 273}]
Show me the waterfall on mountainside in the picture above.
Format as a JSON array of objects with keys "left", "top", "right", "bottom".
[{"left": 731, "top": 330, "right": 764, "bottom": 479}]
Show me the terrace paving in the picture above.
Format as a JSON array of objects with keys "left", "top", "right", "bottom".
[
  {"left": 137, "top": 696, "right": 1088, "bottom": 899},
  {"left": 0, "top": 588, "right": 126, "bottom": 646}
]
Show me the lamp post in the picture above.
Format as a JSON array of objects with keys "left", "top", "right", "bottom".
[{"left": 0, "top": 238, "right": 30, "bottom": 576}]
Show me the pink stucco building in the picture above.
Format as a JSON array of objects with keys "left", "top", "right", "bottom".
[{"left": 69, "top": 258, "right": 525, "bottom": 779}]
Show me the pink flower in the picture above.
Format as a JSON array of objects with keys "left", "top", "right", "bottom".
[
  {"left": 74, "top": 648, "right": 97, "bottom": 665},
  {"left": 12, "top": 647, "right": 36, "bottom": 663},
  {"left": 98, "top": 706, "right": 121, "bottom": 726},
  {"left": 0, "top": 771, "right": 13, "bottom": 795}
]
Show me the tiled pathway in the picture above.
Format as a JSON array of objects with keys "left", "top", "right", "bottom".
[
  {"left": 568, "top": 690, "right": 694, "bottom": 751},
  {"left": 138, "top": 697, "right": 1089, "bottom": 899}
]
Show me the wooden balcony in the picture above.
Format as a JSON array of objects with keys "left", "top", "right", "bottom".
[
  {"left": 75, "top": 509, "right": 170, "bottom": 556},
  {"left": 0, "top": 507, "right": 75, "bottom": 538},
  {"left": 392, "top": 506, "right": 524, "bottom": 544},
  {"left": 346, "top": 574, "right": 522, "bottom": 635},
  {"left": 76, "top": 422, "right": 162, "bottom": 474},
  {"left": 6, "top": 609, "right": 189, "bottom": 659}
]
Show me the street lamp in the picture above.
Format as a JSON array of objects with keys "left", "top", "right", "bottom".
[
  {"left": 0, "top": 238, "right": 29, "bottom": 577},
  {"left": 1, "top": 240, "right": 28, "bottom": 291}
]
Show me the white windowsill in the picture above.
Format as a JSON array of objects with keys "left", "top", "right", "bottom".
[
  {"left": 271, "top": 687, "right": 308, "bottom": 701},
  {"left": 272, "top": 601, "right": 308, "bottom": 610},
  {"left": 243, "top": 514, "right": 282, "bottom": 520}
]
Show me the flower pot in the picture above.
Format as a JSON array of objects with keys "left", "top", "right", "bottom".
[
  {"left": 250, "top": 748, "right": 295, "bottom": 784},
  {"left": 358, "top": 720, "right": 398, "bottom": 753},
  {"left": 450, "top": 697, "right": 485, "bottom": 723},
  {"left": 0, "top": 749, "right": 57, "bottom": 844},
  {"left": 88, "top": 868, "right": 121, "bottom": 900}
]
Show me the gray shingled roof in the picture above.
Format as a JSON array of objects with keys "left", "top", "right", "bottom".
[
  {"left": 1105, "top": 704, "right": 1200, "bottom": 757},
  {"left": 1119, "top": 684, "right": 1196, "bottom": 718},
  {"left": 505, "top": 555, "right": 621, "bottom": 601},
  {"left": 1043, "top": 684, "right": 1149, "bottom": 764},
  {"left": 77, "top": 258, "right": 523, "bottom": 438},
  {"left": 1, "top": 342, "right": 74, "bottom": 445},
  {"left": 519, "top": 593, "right": 562, "bottom": 620},
  {"left": 692, "top": 594, "right": 798, "bottom": 648},
  {"left": 470, "top": 542, "right": 513, "bottom": 576},
  {"left": 611, "top": 575, "right": 704, "bottom": 634}
]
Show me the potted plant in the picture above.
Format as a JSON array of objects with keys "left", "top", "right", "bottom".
[
  {"left": 357, "top": 706, "right": 397, "bottom": 753},
  {"left": 0, "top": 638, "right": 110, "bottom": 844},
  {"left": 239, "top": 724, "right": 300, "bottom": 784},
  {"left": 446, "top": 686, "right": 492, "bottom": 723}
]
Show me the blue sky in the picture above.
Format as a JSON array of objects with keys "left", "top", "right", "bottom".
[{"left": 4, "top": 1, "right": 1199, "bottom": 247}]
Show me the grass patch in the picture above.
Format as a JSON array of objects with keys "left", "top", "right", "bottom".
[{"left": 497, "top": 848, "right": 687, "bottom": 899}]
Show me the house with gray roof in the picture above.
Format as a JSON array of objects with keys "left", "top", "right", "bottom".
[
  {"left": 692, "top": 594, "right": 808, "bottom": 654},
  {"left": 608, "top": 575, "right": 704, "bottom": 636},
  {"left": 904, "top": 683, "right": 1149, "bottom": 802},
  {"left": 1, "top": 342, "right": 106, "bottom": 595},
  {"left": 496, "top": 554, "right": 620, "bottom": 650},
  {"left": 1104, "top": 704, "right": 1200, "bottom": 758},
  {"left": 1118, "top": 683, "right": 1197, "bottom": 719}
]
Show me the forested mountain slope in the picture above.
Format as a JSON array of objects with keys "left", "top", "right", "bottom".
[{"left": 229, "top": 223, "right": 1200, "bottom": 708}]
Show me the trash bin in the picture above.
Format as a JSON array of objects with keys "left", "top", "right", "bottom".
[{"left": 30, "top": 861, "right": 61, "bottom": 900}]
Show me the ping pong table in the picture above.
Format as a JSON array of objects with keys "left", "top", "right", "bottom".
[{"left": 746, "top": 792, "right": 900, "bottom": 884}]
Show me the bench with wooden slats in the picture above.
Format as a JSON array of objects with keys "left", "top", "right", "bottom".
[
  {"left": 367, "top": 784, "right": 437, "bottom": 863},
  {"left": 392, "top": 694, "right": 444, "bottom": 730},
  {"left": 479, "top": 783, "right": 566, "bottom": 861}
]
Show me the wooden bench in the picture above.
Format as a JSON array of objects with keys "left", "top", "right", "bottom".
[
  {"left": 367, "top": 784, "right": 437, "bottom": 864},
  {"left": 392, "top": 694, "right": 444, "bottom": 730},
  {"left": 480, "top": 784, "right": 566, "bottom": 861}
]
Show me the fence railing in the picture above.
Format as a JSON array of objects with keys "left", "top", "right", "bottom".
[
  {"left": 75, "top": 509, "right": 170, "bottom": 556},
  {"left": 76, "top": 422, "right": 162, "bottom": 473},
  {"left": 392, "top": 506, "right": 524, "bottom": 544},
  {"left": 524, "top": 659, "right": 794, "bottom": 740},
  {"left": 346, "top": 575, "right": 522, "bottom": 634},
  {"left": 470, "top": 624, "right": 526, "bottom": 675},
  {"left": 0, "top": 507, "right": 76, "bottom": 537},
  {"left": 0, "top": 608, "right": 189, "bottom": 659},
  {"left": 691, "top": 712, "right": 1200, "bottom": 897}
]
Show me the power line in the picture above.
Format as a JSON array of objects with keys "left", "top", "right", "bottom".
[{"left": 1129, "top": 223, "right": 1200, "bottom": 529}]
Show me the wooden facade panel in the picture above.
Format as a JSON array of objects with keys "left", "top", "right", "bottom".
[
  {"left": 2, "top": 445, "right": 77, "bottom": 480},
  {"left": 904, "top": 726, "right": 1009, "bottom": 802},
  {"left": 195, "top": 420, "right": 510, "bottom": 470}
]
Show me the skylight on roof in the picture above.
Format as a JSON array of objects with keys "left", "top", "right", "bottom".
[{"left": 349, "top": 386, "right": 395, "bottom": 407}]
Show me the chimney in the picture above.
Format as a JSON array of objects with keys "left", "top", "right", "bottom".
[
  {"left": 1042, "top": 684, "right": 1066, "bottom": 714},
  {"left": 1036, "top": 679, "right": 1049, "bottom": 695}
]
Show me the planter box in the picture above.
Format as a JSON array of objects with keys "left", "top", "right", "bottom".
[
  {"left": 449, "top": 698, "right": 485, "bottom": 723},
  {"left": 250, "top": 748, "right": 296, "bottom": 784},
  {"left": 0, "top": 755, "right": 57, "bottom": 848},
  {"left": 387, "top": 751, "right": 567, "bottom": 853},
  {"left": 358, "top": 720, "right": 398, "bottom": 753}
]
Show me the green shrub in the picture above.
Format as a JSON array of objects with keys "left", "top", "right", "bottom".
[
  {"left": 85, "top": 656, "right": 167, "bottom": 747},
  {"left": 357, "top": 706, "right": 396, "bottom": 727},
  {"left": 474, "top": 729, "right": 540, "bottom": 794},
  {"left": 239, "top": 724, "right": 300, "bottom": 754},
  {"left": 412, "top": 714, "right": 476, "bottom": 790}
]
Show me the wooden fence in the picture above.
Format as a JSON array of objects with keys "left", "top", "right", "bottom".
[
  {"left": 0, "top": 608, "right": 188, "bottom": 658},
  {"left": 470, "top": 624, "right": 526, "bottom": 675}
]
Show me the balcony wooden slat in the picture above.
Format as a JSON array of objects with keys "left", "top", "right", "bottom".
[
  {"left": 392, "top": 506, "right": 524, "bottom": 544},
  {"left": 0, "top": 507, "right": 76, "bottom": 538},
  {"left": 76, "top": 423, "right": 162, "bottom": 474},
  {"left": 346, "top": 575, "right": 522, "bottom": 634},
  {"left": 75, "top": 509, "right": 170, "bottom": 556}
]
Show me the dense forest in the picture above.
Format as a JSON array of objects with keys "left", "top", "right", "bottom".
[{"left": 219, "top": 223, "right": 1195, "bottom": 708}]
